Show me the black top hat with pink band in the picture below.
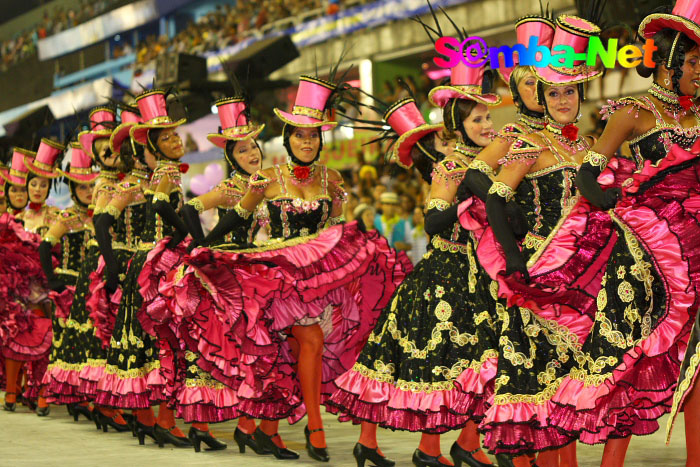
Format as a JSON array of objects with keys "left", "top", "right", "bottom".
[
  {"left": 24, "top": 138, "right": 66, "bottom": 179},
  {"left": 639, "top": 0, "right": 700, "bottom": 47},
  {"left": 384, "top": 98, "right": 443, "bottom": 169},
  {"left": 130, "top": 89, "right": 186, "bottom": 145},
  {"left": 79, "top": 106, "right": 117, "bottom": 161},
  {"left": 58, "top": 141, "right": 99, "bottom": 184},
  {"left": 274, "top": 76, "right": 339, "bottom": 131},
  {"left": 1, "top": 147, "right": 37, "bottom": 186},
  {"left": 208, "top": 97, "right": 265, "bottom": 148}
]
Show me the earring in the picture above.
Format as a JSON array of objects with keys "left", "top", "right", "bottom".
[{"left": 664, "top": 77, "right": 671, "bottom": 86}]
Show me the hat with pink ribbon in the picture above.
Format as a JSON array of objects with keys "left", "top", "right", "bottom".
[
  {"left": 208, "top": 97, "right": 265, "bottom": 148},
  {"left": 274, "top": 76, "right": 339, "bottom": 131},
  {"left": 130, "top": 89, "right": 187, "bottom": 145},
  {"left": 639, "top": 0, "right": 700, "bottom": 46},
  {"left": 384, "top": 98, "right": 444, "bottom": 169},
  {"left": 24, "top": 138, "right": 65, "bottom": 179},
  {"left": 1, "top": 147, "right": 37, "bottom": 186},
  {"left": 532, "top": 15, "right": 603, "bottom": 85},
  {"left": 110, "top": 109, "right": 142, "bottom": 154},
  {"left": 429, "top": 60, "right": 502, "bottom": 107},
  {"left": 58, "top": 141, "right": 98, "bottom": 183},
  {"left": 499, "top": 15, "right": 556, "bottom": 84},
  {"left": 79, "top": 106, "right": 117, "bottom": 161}
]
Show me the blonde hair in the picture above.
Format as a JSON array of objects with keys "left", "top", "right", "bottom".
[{"left": 510, "top": 66, "right": 534, "bottom": 88}]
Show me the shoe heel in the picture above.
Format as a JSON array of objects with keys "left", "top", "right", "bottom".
[
  {"left": 235, "top": 438, "right": 246, "bottom": 453},
  {"left": 138, "top": 430, "right": 146, "bottom": 446},
  {"left": 193, "top": 438, "right": 201, "bottom": 453}
]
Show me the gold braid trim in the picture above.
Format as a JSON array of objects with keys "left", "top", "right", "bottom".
[
  {"left": 488, "top": 181, "right": 515, "bottom": 202},
  {"left": 152, "top": 191, "right": 170, "bottom": 203},
  {"left": 103, "top": 360, "right": 161, "bottom": 379},
  {"left": 583, "top": 150, "right": 609, "bottom": 170},
  {"left": 494, "top": 377, "right": 564, "bottom": 405},
  {"left": 328, "top": 215, "right": 345, "bottom": 226},
  {"left": 234, "top": 203, "right": 253, "bottom": 220},
  {"left": 187, "top": 198, "right": 206, "bottom": 212},
  {"left": 214, "top": 231, "right": 322, "bottom": 253},
  {"left": 469, "top": 159, "right": 495, "bottom": 177},
  {"left": 667, "top": 333, "right": 700, "bottom": 443},
  {"left": 431, "top": 235, "right": 470, "bottom": 255},
  {"left": 104, "top": 205, "right": 122, "bottom": 218},
  {"left": 427, "top": 198, "right": 451, "bottom": 211},
  {"left": 43, "top": 234, "right": 59, "bottom": 246}
]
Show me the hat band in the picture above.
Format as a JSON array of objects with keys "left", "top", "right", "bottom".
[
  {"left": 69, "top": 166, "right": 93, "bottom": 175},
  {"left": 223, "top": 125, "right": 255, "bottom": 137},
  {"left": 453, "top": 85, "right": 483, "bottom": 95},
  {"left": 547, "top": 62, "right": 596, "bottom": 76},
  {"left": 147, "top": 116, "right": 174, "bottom": 125},
  {"left": 10, "top": 169, "right": 27, "bottom": 178},
  {"left": 292, "top": 105, "right": 325, "bottom": 120},
  {"left": 33, "top": 159, "right": 56, "bottom": 172}
]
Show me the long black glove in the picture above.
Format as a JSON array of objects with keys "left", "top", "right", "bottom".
[
  {"left": 182, "top": 204, "right": 205, "bottom": 243},
  {"left": 464, "top": 168, "right": 528, "bottom": 239},
  {"left": 153, "top": 198, "right": 189, "bottom": 249},
  {"left": 201, "top": 207, "right": 247, "bottom": 246},
  {"left": 95, "top": 213, "right": 119, "bottom": 294},
  {"left": 425, "top": 204, "right": 459, "bottom": 236},
  {"left": 576, "top": 163, "right": 621, "bottom": 210},
  {"left": 39, "top": 241, "right": 65, "bottom": 292},
  {"left": 486, "top": 191, "right": 529, "bottom": 280}
]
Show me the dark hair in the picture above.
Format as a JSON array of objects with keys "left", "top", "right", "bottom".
[
  {"left": 146, "top": 128, "right": 167, "bottom": 159},
  {"left": 443, "top": 98, "right": 478, "bottom": 146},
  {"left": 224, "top": 138, "right": 263, "bottom": 176},
  {"left": 119, "top": 137, "right": 146, "bottom": 174},
  {"left": 5, "top": 182, "right": 28, "bottom": 210},
  {"left": 92, "top": 137, "right": 114, "bottom": 169},
  {"left": 282, "top": 125, "right": 323, "bottom": 166},
  {"left": 411, "top": 132, "right": 446, "bottom": 184},
  {"left": 68, "top": 177, "right": 90, "bottom": 208},
  {"left": 637, "top": 29, "right": 697, "bottom": 95}
]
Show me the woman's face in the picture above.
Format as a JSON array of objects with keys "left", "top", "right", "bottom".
[
  {"left": 462, "top": 103, "right": 494, "bottom": 147},
  {"left": 95, "top": 138, "right": 118, "bottom": 168},
  {"left": 8, "top": 185, "right": 28, "bottom": 209},
  {"left": 676, "top": 46, "right": 700, "bottom": 96},
  {"left": 0, "top": 195, "right": 6, "bottom": 214},
  {"left": 517, "top": 72, "right": 544, "bottom": 113},
  {"left": 155, "top": 128, "right": 185, "bottom": 160},
  {"left": 75, "top": 183, "right": 94, "bottom": 205},
  {"left": 232, "top": 138, "right": 262, "bottom": 175},
  {"left": 544, "top": 84, "right": 580, "bottom": 124},
  {"left": 289, "top": 127, "right": 321, "bottom": 164},
  {"left": 28, "top": 177, "right": 50, "bottom": 203}
]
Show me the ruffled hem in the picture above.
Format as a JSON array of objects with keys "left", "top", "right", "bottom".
[
  {"left": 2, "top": 312, "right": 52, "bottom": 361},
  {"left": 41, "top": 365, "right": 86, "bottom": 404},
  {"left": 94, "top": 367, "right": 167, "bottom": 409},
  {"left": 86, "top": 257, "right": 122, "bottom": 348},
  {"left": 48, "top": 286, "right": 76, "bottom": 320},
  {"left": 327, "top": 357, "right": 497, "bottom": 433},
  {"left": 174, "top": 385, "right": 241, "bottom": 423}
]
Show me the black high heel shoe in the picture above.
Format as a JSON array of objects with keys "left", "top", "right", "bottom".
[
  {"left": 353, "top": 443, "right": 395, "bottom": 467},
  {"left": 69, "top": 404, "right": 93, "bottom": 422},
  {"left": 3, "top": 392, "right": 16, "bottom": 412},
  {"left": 254, "top": 428, "right": 299, "bottom": 459},
  {"left": 153, "top": 424, "right": 192, "bottom": 448},
  {"left": 120, "top": 412, "right": 137, "bottom": 437},
  {"left": 66, "top": 404, "right": 74, "bottom": 417},
  {"left": 450, "top": 442, "right": 492, "bottom": 467},
  {"left": 234, "top": 427, "right": 271, "bottom": 455},
  {"left": 136, "top": 422, "right": 157, "bottom": 446},
  {"left": 305, "top": 426, "right": 330, "bottom": 462},
  {"left": 188, "top": 427, "right": 227, "bottom": 453},
  {"left": 412, "top": 449, "right": 453, "bottom": 467},
  {"left": 36, "top": 406, "right": 50, "bottom": 417},
  {"left": 95, "top": 411, "right": 130, "bottom": 433},
  {"left": 494, "top": 454, "right": 515, "bottom": 467}
]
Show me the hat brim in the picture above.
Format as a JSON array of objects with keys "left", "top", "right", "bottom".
[
  {"left": 428, "top": 87, "right": 502, "bottom": 107},
  {"left": 130, "top": 119, "right": 187, "bottom": 145},
  {"left": 273, "top": 108, "right": 337, "bottom": 131},
  {"left": 79, "top": 130, "right": 113, "bottom": 160},
  {"left": 110, "top": 122, "right": 138, "bottom": 154},
  {"left": 639, "top": 14, "right": 700, "bottom": 47},
  {"left": 393, "top": 124, "right": 444, "bottom": 169},
  {"left": 0, "top": 170, "right": 27, "bottom": 186},
  {"left": 532, "top": 64, "right": 603, "bottom": 86},
  {"left": 56, "top": 169, "right": 99, "bottom": 184},
  {"left": 24, "top": 155, "right": 60, "bottom": 179},
  {"left": 207, "top": 124, "right": 265, "bottom": 149}
]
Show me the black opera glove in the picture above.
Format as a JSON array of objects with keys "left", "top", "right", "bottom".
[
  {"left": 486, "top": 181, "right": 529, "bottom": 281},
  {"left": 39, "top": 240, "right": 65, "bottom": 293},
  {"left": 575, "top": 151, "right": 620, "bottom": 210},
  {"left": 182, "top": 202, "right": 206, "bottom": 243},
  {"left": 201, "top": 203, "right": 252, "bottom": 247},
  {"left": 95, "top": 212, "right": 120, "bottom": 294},
  {"left": 424, "top": 199, "right": 459, "bottom": 236},
  {"left": 152, "top": 194, "right": 189, "bottom": 249}
]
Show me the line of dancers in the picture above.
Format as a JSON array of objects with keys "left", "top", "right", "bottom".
[{"left": 3, "top": 1, "right": 700, "bottom": 466}]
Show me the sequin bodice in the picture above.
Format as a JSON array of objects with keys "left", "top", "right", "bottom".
[
  {"left": 53, "top": 207, "right": 93, "bottom": 278},
  {"left": 112, "top": 183, "right": 148, "bottom": 250}
]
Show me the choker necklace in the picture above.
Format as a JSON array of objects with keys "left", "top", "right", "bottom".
[
  {"left": 546, "top": 120, "right": 587, "bottom": 153},
  {"left": 74, "top": 204, "right": 88, "bottom": 214},
  {"left": 100, "top": 168, "right": 120, "bottom": 181},
  {"left": 132, "top": 168, "right": 150, "bottom": 181},
  {"left": 648, "top": 82, "right": 694, "bottom": 119},
  {"left": 520, "top": 113, "right": 546, "bottom": 131},
  {"left": 454, "top": 143, "right": 481, "bottom": 160},
  {"left": 287, "top": 162, "right": 316, "bottom": 186}
]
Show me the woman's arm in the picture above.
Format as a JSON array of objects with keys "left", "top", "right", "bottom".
[
  {"left": 39, "top": 221, "right": 69, "bottom": 291},
  {"left": 95, "top": 187, "right": 134, "bottom": 293}
]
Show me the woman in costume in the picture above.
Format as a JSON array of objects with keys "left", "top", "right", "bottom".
[
  {"left": 38, "top": 141, "right": 97, "bottom": 414},
  {"left": 172, "top": 73, "right": 410, "bottom": 462},
  {"left": 328, "top": 50, "right": 504, "bottom": 466},
  {"left": 139, "top": 95, "right": 267, "bottom": 453}
]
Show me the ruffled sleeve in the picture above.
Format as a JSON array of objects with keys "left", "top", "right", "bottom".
[
  {"left": 498, "top": 135, "right": 545, "bottom": 167},
  {"left": 600, "top": 96, "right": 652, "bottom": 121},
  {"left": 113, "top": 181, "right": 145, "bottom": 206},
  {"left": 249, "top": 170, "right": 273, "bottom": 193},
  {"left": 496, "top": 122, "right": 527, "bottom": 144},
  {"left": 213, "top": 177, "right": 246, "bottom": 208},
  {"left": 431, "top": 157, "right": 469, "bottom": 185},
  {"left": 151, "top": 163, "right": 182, "bottom": 187},
  {"left": 55, "top": 209, "right": 84, "bottom": 232}
]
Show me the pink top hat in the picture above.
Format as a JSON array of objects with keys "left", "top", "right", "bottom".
[
  {"left": 130, "top": 89, "right": 186, "bottom": 145},
  {"left": 58, "top": 141, "right": 98, "bottom": 183},
  {"left": 25, "top": 138, "right": 65, "bottom": 179},
  {"left": 1, "top": 147, "right": 37, "bottom": 186},
  {"left": 639, "top": 0, "right": 700, "bottom": 46},
  {"left": 499, "top": 15, "right": 556, "bottom": 84},
  {"left": 79, "top": 106, "right": 117, "bottom": 161},
  {"left": 274, "top": 76, "right": 338, "bottom": 131},
  {"left": 533, "top": 15, "right": 603, "bottom": 85},
  {"left": 110, "top": 109, "right": 142, "bottom": 154},
  {"left": 384, "top": 98, "right": 444, "bottom": 169},
  {"left": 429, "top": 60, "right": 502, "bottom": 107},
  {"left": 208, "top": 97, "right": 265, "bottom": 148},
  {"left": 0, "top": 163, "right": 6, "bottom": 193}
]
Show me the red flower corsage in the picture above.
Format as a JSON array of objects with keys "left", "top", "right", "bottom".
[
  {"left": 292, "top": 166, "right": 311, "bottom": 180},
  {"left": 679, "top": 95, "right": 693, "bottom": 110},
  {"left": 29, "top": 202, "right": 42, "bottom": 212},
  {"left": 87, "top": 209, "right": 94, "bottom": 218},
  {"left": 179, "top": 163, "right": 190, "bottom": 174},
  {"left": 117, "top": 172, "right": 126, "bottom": 181},
  {"left": 561, "top": 124, "right": 579, "bottom": 141}
]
